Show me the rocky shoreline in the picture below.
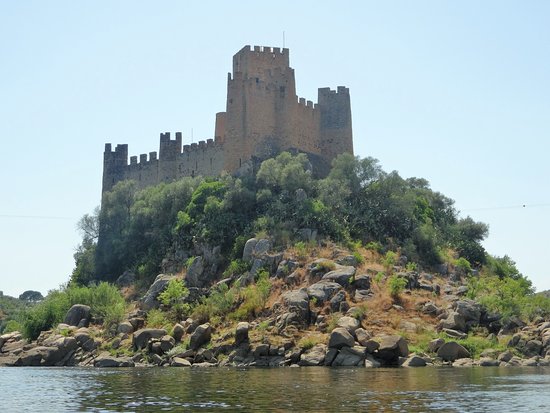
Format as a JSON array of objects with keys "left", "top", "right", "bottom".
[
  {"left": 3, "top": 240, "right": 550, "bottom": 370},
  {"left": 3, "top": 306, "right": 550, "bottom": 369},
  {"left": 2, "top": 321, "right": 550, "bottom": 369}
]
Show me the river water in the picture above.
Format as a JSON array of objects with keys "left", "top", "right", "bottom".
[{"left": 1, "top": 366, "right": 550, "bottom": 412}]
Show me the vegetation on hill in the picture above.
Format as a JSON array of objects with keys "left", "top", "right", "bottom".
[
  {"left": 73, "top": 152, "right": 488, "bottom": 286},
  {"left": 467, "top": 255, "right": 550, "bottom": 321},
  {"left": 7, "top": 151, "right": 542, "bottom": 345},
  {"left": 5, "top": 152, "right": 550, "bottom": 369},
  {"left": 0, "top": 295, "right": 25, "bottom": 334},
  {"left": 0, "top": 291, "right": 42, "bottom": 334},
  {"left": 21, "top": 282, "right": 125, "bottom": 340}
]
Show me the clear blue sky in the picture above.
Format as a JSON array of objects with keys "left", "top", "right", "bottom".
[{"left": 1, "top": 1, "right": 549, "bottom": 297}]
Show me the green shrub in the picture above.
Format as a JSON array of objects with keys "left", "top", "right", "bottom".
[
  {"left": 21, "top": 283, "right": 127, "bottom": 339},
  {"left": 352, "top": 251, "right": 365, "bottom": 265},
  {"left": 383, "top": 251, "right": 397, "bottom": 273},
  {"left": 230, "top": 270, "right": 271, "bottom": 321},
  {"left": 0, "top": 295, "right": 32, "bottom": 334},
  {"left": 190, "top": 303, "right": 211, "bottom": 324},
  {"left": 347, "top": 240, "right": 362, "bottom": 251},
  {"left": 326, "top": 313, "right": 340, "bottom": 333},
  {"left": 208, "top": 283, "right": 238, "bottom": 314},
  {"left": 22, "top": 290, "right": 70, "bottom": 340},
  {"left": 316, "top": 260, "right": 336, "bottom": 273},
  {"left": 374, "top": 272, "right": 385, "bottom": 285},
  {"left": 166, "top": 342, "right": 189, "bottom": 358},
  {"left": 66, "top": 282, "right": 126, "bottom": 332},
  {"left": 257, "top": 320, "right": 271, "bottom": 331},
  {"left": 158, "top": 279, "right": 191, "bottom": 321},
  {"left": 158, "top": 279, "right": 189, "bottom": 306},
  {"left": 467, "top": 273, "right": 539, "bottom": 321},
  {"left": 298, "top": 335, "right": 323, "bottom": 350},
  {"left": 522, "top": 294, "right": 550, "bottom": 321},
  {"left": 294, "top": 241, "right": 308, "bottom": 260},
  {"left": 388, "top": 274, "right": 407, "bottom": 299},
  {"left": 278, "top": 263, "right": 290, "bottom": 277},
  {"left": 351, "top": 303, "right": 368, "bottom": 320},
  {"left": 184, "top": 257, "right": 196, "bottom": 269},
  {"left": 3, "top": 320, "right": 22, "bottom": 334},
  {"left": 364, "top": 241, "right": 383, "bottom": 253},
  {"left": 454, "top": 257, "right": 472, "bottom": 275},
  {"left": 455, "top": 334, "right": 504, "bottom": 359},
  {"left": 231, "top": 235, "right": 249, "bottom": 260},
  {"left": 192, "top": 282, "right": 238, "bottom": 323},
  {"left": 405, "top": 262, "right": 418, "bottom": 272},
  {"left": 102, "top": 300, "right": 126, "bottom": 334},
  {"left": 256, "top": 269, "right": 272, "bottom": 301},
  {"left": 486, "top": 255, "right": 522, "bottom": 280},
  {"left": 223, "top": 259, "right": 250, "bottom": 278},
  {"left": 135, "top": 261, "right": 158, "bottom": 280},
  {"left": 146, "top": 308, "right": 171, "bottom": 329},
  {"left": 408, "top": 330, "right": 438, "bottom": 354}
]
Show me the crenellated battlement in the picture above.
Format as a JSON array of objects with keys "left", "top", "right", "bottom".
[
  {"left": 297, "top": 96, "right": 317, "bottom": 111},
  {"left": 126, "top": 151, "right": 159, "bottom": 167},
  {"left": 233, "top": 45, "right": 290, "bottom": 81},
  {"left": 104, "top": 143, "right": 128, "bottom": 160},
  {"left": 318, "top": 86, "right": 350, "bottom": 98},
  {"left": 183, "top": 138, "right": 219, "bottom": 152},
  {"left": 102, "top": 45, "right": 353, "bottom": 195},
  {"left": 238, "top": 45, "right": 288, "bottom": 56}
]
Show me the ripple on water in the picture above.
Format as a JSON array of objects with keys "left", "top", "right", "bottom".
[{"left": 1, "top": 366, "right": 550, "bottom": 412}]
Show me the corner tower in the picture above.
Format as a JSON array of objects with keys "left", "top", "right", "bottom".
[
  {"left": 318, "top": 86, "right": 353, "bottom": 162},
  {"left": 102, "top": 143, "right": 128, "bottom": 194}
]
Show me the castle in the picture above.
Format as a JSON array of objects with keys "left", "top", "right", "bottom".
[{"left": 102, "top": 45, "right": 353, "bottom": 194}]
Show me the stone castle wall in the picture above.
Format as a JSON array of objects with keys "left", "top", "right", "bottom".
[
  {"left": 102, "top": 134, "right": 224, "bottom": 193},
  {"left": 102, "top": 45, "right": 353, "bottom": 194}
]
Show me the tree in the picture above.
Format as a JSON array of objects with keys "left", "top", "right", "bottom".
[
  {"left": 95, "top": 180, "right": 137, "bottom": 280},
  {"left": 72, "top": 206, "right": 101, "bottom": 285},
  {"left": 18, "top": 290, "right": 44, "bottom": 302},
  {"left": 327, "top": 153, "right": 384, "bottom": 194},
  {"left": 486, "top": 255, "right": 523, "bottom": 280},
  {"left": 256, "top": 152, "right": 314, "bottom": 195},
  {"left": 451, "top": 217, "right": 489, "bottom": 265},
  {"left": 77, "top": 206, "right": 100, "bottom": 245}
]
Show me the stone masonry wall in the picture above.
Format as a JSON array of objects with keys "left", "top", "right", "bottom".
[
  {"left": 103, "top": 134, "right": 224, "bottom": 193},
  {"left": 102, "top": 45, "right": 353, "bottom": 195}
]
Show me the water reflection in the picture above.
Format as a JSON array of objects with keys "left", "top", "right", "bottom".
[{"left": 1, "top": 367, "right": 550, "bottom": 412}]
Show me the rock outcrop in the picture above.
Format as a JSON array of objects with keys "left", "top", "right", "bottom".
[{"left": 64, "top": 305, "right": 91, "bottom": 327}]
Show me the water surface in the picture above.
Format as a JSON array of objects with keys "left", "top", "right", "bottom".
[{"left": 2, "top": 366, "right": 550, "bottom": 412}]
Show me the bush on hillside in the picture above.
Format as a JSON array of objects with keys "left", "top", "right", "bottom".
[
  {"left": 74, "top": 152, "right": 491, "bottom": 286},
  {"left": 22, "top": 283, "right": 125, "bottom": 340}
]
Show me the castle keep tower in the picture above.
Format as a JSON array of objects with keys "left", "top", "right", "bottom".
[
  {"left": 102, "top": 45, "right": 353, "bottom": 194},
  {"left": 216, "top": 45, "right": 353, "bottom": 174}
]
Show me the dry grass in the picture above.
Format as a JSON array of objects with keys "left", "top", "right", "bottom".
[
  {"left": 121, "top": 285, "right": 140, "bottom": 301},
  {"left": 265, "top": 278, "right": 287, "bottom": 308},
  {"left": 353, "top": 277, "right": 444, "bottom": 339},
  {"left": 316, "top": 245, "right": 337, "bottom": 259},
  {"left": 191, "top": 240, "right": 456, "bottom": 353},
  {"left": 298, "top": 332, "right": 328, "bottom": 349}
]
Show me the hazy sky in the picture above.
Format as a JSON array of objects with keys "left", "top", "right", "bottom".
[{"left": 1, "top": 1, "right": 549, "bottom": 297}]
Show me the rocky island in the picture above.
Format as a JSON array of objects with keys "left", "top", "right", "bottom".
[
  {"left": 2, "top": 230, "right": 549, "bottom": 369},
  {"left": 2, "top": 45, "right": 548, "bottom": 372}
]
